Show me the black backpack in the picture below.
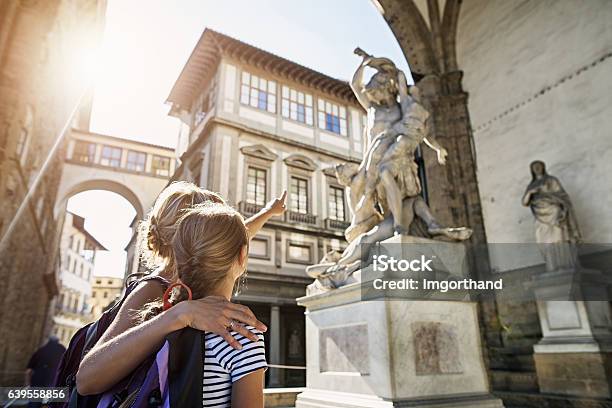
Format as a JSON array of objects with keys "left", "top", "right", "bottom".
[{"left": 52, "top": 274, "right": 170, "bottom": 408}]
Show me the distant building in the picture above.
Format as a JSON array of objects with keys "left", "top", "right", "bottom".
[
  {"left": 166, "top": 29, "right": 366, "bottom": 387},
  {"left": 51, "top": 212, "right": 106, "bottom": 346},
  {"left": 90, "top": 276, "right": 124, "bottom": 319}
]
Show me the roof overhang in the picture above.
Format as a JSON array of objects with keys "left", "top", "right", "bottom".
[{"left": 166, "top": 29, "right": 358, "bottom": 110}]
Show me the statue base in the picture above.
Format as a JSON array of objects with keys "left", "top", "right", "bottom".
[
  {"left": 531, "top": 267, "right": 612, "bottom": 398},
  {"left": 296, "top": 236, "right": 504, "bottom": 408}
]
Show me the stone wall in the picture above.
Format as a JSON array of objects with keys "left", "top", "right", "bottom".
[
  {"left": 457, "top": 0, "right": 612, "bottom": 260},
  {"left": 0, "top": 0, "right": 105, "bottom": 385}
]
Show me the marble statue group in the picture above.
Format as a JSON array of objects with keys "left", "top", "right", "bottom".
[
  {"left": 307, "top": 48, "right": 585, "bottom": 289},
  {"left": 307, "top": 49, "right": 473, "bottom": 288}
]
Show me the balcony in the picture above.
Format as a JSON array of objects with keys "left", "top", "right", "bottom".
[
  {"left": 238, "top": 202, "right": 319, "bottom": 227},
  {"left": 325, "top": 218, "right": 350, "bottom": 231},
  {"left": 286, "top": 211, "right": 317, "bottom": 225},
  {"left": 238, "top": 201, "right": 264, "bottom": 217}
]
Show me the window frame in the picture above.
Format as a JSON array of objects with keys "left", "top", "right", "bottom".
[
  {"left": 72, "top": 140, "right": 96, "bottom": 163},
  {"left": 126, "top": 150, "right": 147, "bottom": 172},
  {"left": 281, "top": 86, "right": 313, "bottom": 125},
  {"left": 248, "top": 235, "right": 272, "bottom": 260},
  {"left": 100, "top": 145, "right": 122, "bottom": 167},
  {"left": 285, "top": 240, "right": 315, "bottom": 265},
  {"left": 328, "top": 185, "right": 346, "bottom": 222},
  {"left": 245, "top": 165, "right": 268, "bottom": 206},
  {"left": 151, "top": 155, "right": 171, "bottom": 177},
  {"left": 240, "top": 71, "right": 277, "bottom": 113},
  {"left": 289, "top": 175, "right": 309, "bottom": 215},
  {"left": 317, "top": 98, "right": 348, "bottom": 136}
]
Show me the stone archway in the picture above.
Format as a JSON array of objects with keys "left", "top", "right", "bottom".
[{"left": 54, "top": 178, "right": 145, "bottom": 222}]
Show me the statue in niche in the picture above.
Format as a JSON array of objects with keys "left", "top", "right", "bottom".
[
  {"left": 288, "top": 327, "right": 302, "bottom": 359},
  {"left": 522, "top": 160, "right": 582, "bottom": 272},
  {"left": 306, "top": 49, "right": 472, "bottom": 288}
]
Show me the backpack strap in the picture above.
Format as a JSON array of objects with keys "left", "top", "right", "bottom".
[
  {"left": 123, "top": 274, "right": 171, "bottom": 298},
  {"left": 167, "top": 328, "right": 204, "bottom": 408}
]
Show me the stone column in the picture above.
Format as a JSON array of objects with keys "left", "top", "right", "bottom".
[{"left": 269, "top": 305, "right": 282, "bottom": 387}]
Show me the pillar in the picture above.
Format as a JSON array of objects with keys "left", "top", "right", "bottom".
[{"left": 269, "top": 305, "right": 282, "bottom": 387}]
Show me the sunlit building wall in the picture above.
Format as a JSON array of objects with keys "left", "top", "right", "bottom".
[
  {"left": 90, "top": 276, "right": 123, "bottom": 320},
  {"left": 0, "top": 0, "right": 107, "bottom": 385}
]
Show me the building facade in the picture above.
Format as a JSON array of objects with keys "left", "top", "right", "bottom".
[
  {"left": 0, "top": 0, "right": 106, "bottom": 385},
  {"left": 166, "top": 29, "right": 367, "bottom": 387},
  {"left": 51, "top": 212, "right": 105, "bottom": 346},
  {"left": 90, "top": 276, "right": 123, "bottom": 320}
]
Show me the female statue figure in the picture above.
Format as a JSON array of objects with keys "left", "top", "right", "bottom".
[{"left": 522, "top": 160, "right": 582, "bottom": 271}]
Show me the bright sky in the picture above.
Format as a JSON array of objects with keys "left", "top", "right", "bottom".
[{"left": 71, "top": 0, "right": 409, "bottom": 277}]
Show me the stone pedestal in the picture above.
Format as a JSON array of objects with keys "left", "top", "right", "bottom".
[
  {"left": 296, "top": 236, "right": 503, "bottom": 408},
  {"left": 532, "top": 268, "right": 612, "bottom": 398}
]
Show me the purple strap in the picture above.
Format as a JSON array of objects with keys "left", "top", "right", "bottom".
[
  {"left": 96, "top": 340, "right": 170, "bottom": 408},
  {"left": 157, "top": 341, "right": 170, "bottom": 408}
]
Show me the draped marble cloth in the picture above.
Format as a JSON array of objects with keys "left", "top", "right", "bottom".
[{"left": 525, "top": 174, "right": 582, "bottom": 271}]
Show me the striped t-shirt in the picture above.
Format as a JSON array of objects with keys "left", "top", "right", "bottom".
[{"left": 203, "top": 326, "right": 267, "bottom": 407}]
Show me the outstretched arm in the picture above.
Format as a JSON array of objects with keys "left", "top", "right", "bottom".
[
  {"left": 244, "top": 190, "right": 287, "bottom": 238},
  {"left": 350, "top": 59, "right": 372, "bottom": 111},
  {"left": 423, "top": 135, "right": 448, "bottom": 165}
]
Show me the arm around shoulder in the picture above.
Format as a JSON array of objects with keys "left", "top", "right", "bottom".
[{"left": 76, "top": 280, "right": 181, "bottom": 395}]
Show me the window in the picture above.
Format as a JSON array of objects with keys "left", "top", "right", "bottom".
[
  {"left": 126, "top": 150, "right": 146, "bottom": 172},
  {"left": 100, "top": 145, "right": 122, "bottom": 167},
  {"left": 328, "top": 186, "right": 346, "bottom": 221},
  {"left": 317, "top": 99, "right": 347, "bottom": 136},
  {"left": 246, "top": 167, "right": 267, "bottom": 206},
  {"left": 72, "top": 141, "right": 96, "bottom": 163},
  {"left": 92, "top": 291, "right": 96, "bottom": 298},
  {"left": 287, "top": 242, "right": 312, "bottom": 264},
  {"left": 290, "top": 176, "right": 309, "bottom": 214},
  {"left": 240, "top": 71, "right": 276, "bottom": 113},
  {"left": 151, "top": 155, "right": 170, "bottom": 176},
  {"left": 194, "top": 81, "right": 216, "bottom": 127},
  {"left": 95, "top": 279, "right": 101, "bottom": 284},
  {"left": 103, "top": 291, "right": 108, "bottom": 298},
  {"left": 249, "top": 237, "right": 270, "bottom": 259},
  {"left": 281, "top": 86, "right": 313, "bottom": 125}
]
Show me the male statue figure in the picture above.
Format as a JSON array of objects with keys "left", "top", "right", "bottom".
[{"left": 348, "top": 48, "right": 466, "bottom": 240}]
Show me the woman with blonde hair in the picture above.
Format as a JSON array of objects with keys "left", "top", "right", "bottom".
[
  {"left": 76, "top": 181, "right": 286, "bottom": 395},
  {"left": 143, "top": 202, "right": 267, "bottom": 407}
]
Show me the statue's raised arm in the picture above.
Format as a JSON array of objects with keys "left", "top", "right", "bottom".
[{"left": 350, "top": 48, "right": 373, "bottom": 110}]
